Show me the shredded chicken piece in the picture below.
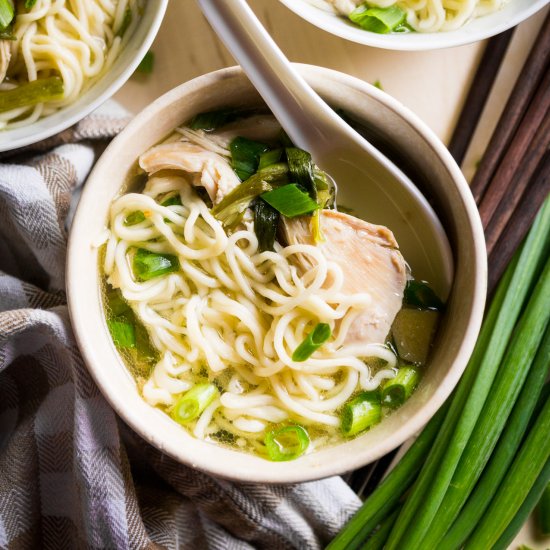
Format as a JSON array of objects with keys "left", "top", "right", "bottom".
[
  {"left": 283, "top": 210, "right": 407, "bottom": 345},
  {"left": 139, "top": 141, "right": 241, "bottom": 204}
]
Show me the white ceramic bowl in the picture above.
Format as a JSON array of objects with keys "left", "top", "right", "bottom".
[
  {"left": 67, "top": 65, "right": 487, "bottom": 483},
  {"left": 0, "top": 0, "right": 168, "bottom": 152},
  {"left": 278, "top": 0, "right": 547, "bottom": 50}
]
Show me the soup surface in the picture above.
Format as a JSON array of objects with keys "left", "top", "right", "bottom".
[
  {"left": 0, "top": 0, "right": 142, "bottom": 130},
  {"left": 101, "top": 111, "right": 444, "bottom": 461}
]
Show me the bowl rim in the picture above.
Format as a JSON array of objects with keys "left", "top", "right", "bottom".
[
  {"left": 277, "top": 0, "right": 548, "bottom": 50},
  {"left": 0, "top": 0, "right": 168, "bottom": 152},
  {"left": 67, "top": 64, "right": 487, "bottom": 483}
]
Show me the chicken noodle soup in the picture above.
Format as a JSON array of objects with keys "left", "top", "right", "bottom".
[
  {"left": 326, "top": 0, "right": 508, "bottom": 33},
  {"left": 100, "top": 111, "right": 443, "bottom": 461},
  {"left": 0, "top": 0, "right": 142, "bottom": 130}
]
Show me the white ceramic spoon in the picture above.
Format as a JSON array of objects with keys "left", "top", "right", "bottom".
[{"left": 197, "top": 0, "right": 453, "bottom": 295}]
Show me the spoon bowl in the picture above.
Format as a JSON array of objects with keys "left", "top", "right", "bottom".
[{"left": 197, "top": 0, "right": 453, "bottom": 296}]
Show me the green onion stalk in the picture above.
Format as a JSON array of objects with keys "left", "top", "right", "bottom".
[
  {"left": 171, "top": 384, "right": 219, "bottom": 425},
  {"left": 440, "top": 327, "right": 550, "bottom": 548},
  {"left": 291, "top": 323, "right": 331, "bottom": 362},
  {"left": 384, "top": 197, "right": 550, "bottom": 550},
  {"left": 341, "top": 391, "right": 381, "bottom": 437},
  {"left": 465, "top": 390, "right": 550, "bottom": 549},
  {"left": 264, "top": 424, "right": 310, "bottom": 461}
]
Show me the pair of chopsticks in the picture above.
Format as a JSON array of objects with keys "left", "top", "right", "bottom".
[
  {"left": 453, "top": 12, "right": 550, "bottom": 293},
  {"left": 349, "top": 14, "right": 550, "bottom": 498}
]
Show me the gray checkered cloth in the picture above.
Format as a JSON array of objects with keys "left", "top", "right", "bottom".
[{"left": 0, "top": 104, "right": 360, "bottom": 550}]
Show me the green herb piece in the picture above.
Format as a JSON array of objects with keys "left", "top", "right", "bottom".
[
  {"left": 261, "top": 184, "right": 319, "bottom": 218},
  {"left": 212, "top": 162, "right": 289, "bottom": 228},
  {"left": 291, "top": 323, "right": 331, "bottom": 362},
  {"left": 116, "top": 6, "right": 132, "bottom": 37},
  {"left": 230, "top": 136, "right": 269, "bottom": 180},
  {"left": 0, "top": 23, "right": 15, "bottom": 40},
  {"left": 258, "top": 148, "right": 283, "bottom": 170},
  {"left": 265, "top": 424, "right": 310, "bottom": 461},
  {"left": 107, "top": 318, "right": 136, "bottom": 348},
  {"left": 161, "top": 194, "right": 182, "bottom": 207},
  {"left": 253, "top": 198, "right": 279, "bottom": 253},
  {"left": 0, "top": 0, "right": 14, "bottom": 30},
  {"left": 171, "top": 384, "right": 219, "bottom": 425},
  {"left": 132, "top": 248, "right": 179, "bottom": 281},
  {"left": 403, "top": 280, "right": 444, "bottom": 311},
  {"left": 106, "top": 287, "right": 131, "bottom": 317},
  {"left": 189, "top": 108, "right": 241, "bottom": 131},
  {"left": 136, "top": 50, "right": 154, "bottom": 74},
  {"left": 341, "top": 391, "right": 382, "bottom": 437},
  {"left": 382, "top": 367, "right": 419, "bottom": 408},
  {"left": 0, "top": 77, "right": 64, "bottom": 113},
  {"left": 538, "top": 481, "right": 550, "bottom": 536},
  {"left": 349, "top": 4, "right": 406, "bottom": 34},
  {"left": 124, "top": 211, "right": 145, "bottom": 226},
  {"left": 373, "top": 80, "right": 383, "bottom": 90},
  {"left": 285, "top": 147, "right": 317, "bottom": 199},
  {"left": 25, "top": 0, "right": 37, "bottom": 8}
]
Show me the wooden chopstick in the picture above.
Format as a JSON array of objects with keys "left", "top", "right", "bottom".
[
  {"left": 487, "top": 154, "right": 550, "bottom": 292},
  {"left": 483, "top": 105, "right": 550, "bottom": 255},
  {"left": 479, "top": 62, "right": 550, "bottom": 227},
  {"left": 470, "top": 12, "right": 550, "bottom": 203},
  {"left": 448, "top": 28, "right": 514, "bottom": 166}
]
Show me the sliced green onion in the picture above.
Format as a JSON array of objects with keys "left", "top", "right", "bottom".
[
  {"left": 373, "top": 80, "right": 383, "bottom": 90},
  {"left": 341, "top": 391, "right": 382, "bottom": 437},
  {"left": 230, "top": 136, "right": 270, "bottom": 181},
  {"left": 291, "top": 323, "right": 331, "bottom": 362},
  {"left": 0, "top": 0, "right": 14, "bottom": 30},
  {"left": 538, "top": 481, "right": 550, "bottom": 536},
  {"left": 25, "top": 0, "right": 37, "bottom": 9},
  {"left": 116, "top": 6, "right": 132, "bottom": 37},
  {"left": 286, "top": 147, "right": 317, "bottom": 199},
  {"left": 132, "top": 248, "right": 179, "bottom": 281},
  {"left": 403, "top": 280, "right": 444, "bottom": 311},
  {"left": 265, "top": 424, "right": 310, "bottom": 461},
  {"left": 107, "top": 318, "right": 136, "bottom": 348},
  {"left": 161, "top": 194, "right": 182, "bottom": 207},
  {"left": 261, "top": 184, "right": 319, "bottom": 218},
  {"left": 171, "top": 384, "right": 219, "bottom": 425},
  {"left": 0, "top": 77, "right": 64, "bottom": 113},
  {"left": 212, "top": 162, "right": 289, "bottom": 228},
  {"left": 124, "top": 211, "right": 145, "bottom": 226},
  {"left": 136, "top": 50, "right": 154, "bottom": 74},
  {"left": 253, "top": 198, "right": 279, "bottom": 253},
  {"left": 349, "top": 4, "right": 406, "bottom": 34},
  {"left": 189, "top": 108, "right": 241, "bottom": 131},
  {"left": 0, "top": 24, "right": 14, "bottom": 40},
  {"left": 106, "top": 286, "right": 131, "bottom": 317},
  {"left": 258, "top": 148, "right": 283, "bottom": 170},
  {"left": 382, "top": 367, "right": 419, "bottom": 409}
]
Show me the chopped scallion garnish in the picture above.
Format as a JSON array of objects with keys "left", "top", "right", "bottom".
[
  {"left": 107, "top": 318, "right": 136, "bottom": 348},
  {"left": 132, "top": 248, "right": 179, "bottom": 281},
  {"left": 0, "top": 77, "right": 64, "bottom": 113},
  {"left": 341, "top": 391, "right": 382, "bottom": 437},
  {"left": 124, "top": 211, "right": 145, "bottom": 226},
  {"left": 291, "top": 323, "right": 331, "bottom": 362},
  {"left": 189, "top": 108, "right": 241, "bottom": 131},
  {"left": 0, "top": 0, "right": 14, "bottom": 30},
  {"left": 258, "top": 148, "right": 283, "bottom": 170},
  {"left": 403, "top": 280, "right": 444, "bottom": 311},
  {"left": 171, "top": 384, "right": 219, "bottom": 425},
  {"left": 230, "top": 136, "right": 269, "bottom": 181},
  {"left": 212, "top": 162, "right": 289, "bottom": 228},
  {"left": 253, "top": 198, "right": 279, "bottom": 253},
  {"left": 265, "top": 424, "right": 310, "bottom": 461},
  {"left": 261, "top": 184, "right": 319, "bottom": 218},
  {"left": 161, "top": 194, "right": 182, "bottom": 207},
  {"left": 25, "top": 0, "right": 37, "bottom": 9},
  {"left": 382, "top": 367, "right": 419, "bottom": 408},
  {"left": 349, "top": 4, "right": 406, "bottom": 34}
]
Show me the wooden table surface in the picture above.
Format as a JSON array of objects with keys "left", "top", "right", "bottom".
[{"left": 114, "top": 2, "right": 549, "bottom": 548}]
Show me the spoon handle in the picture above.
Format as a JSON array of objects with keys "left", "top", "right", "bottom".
[{"left": 196, "top": 0, "right": 339, "bottom": 152}]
